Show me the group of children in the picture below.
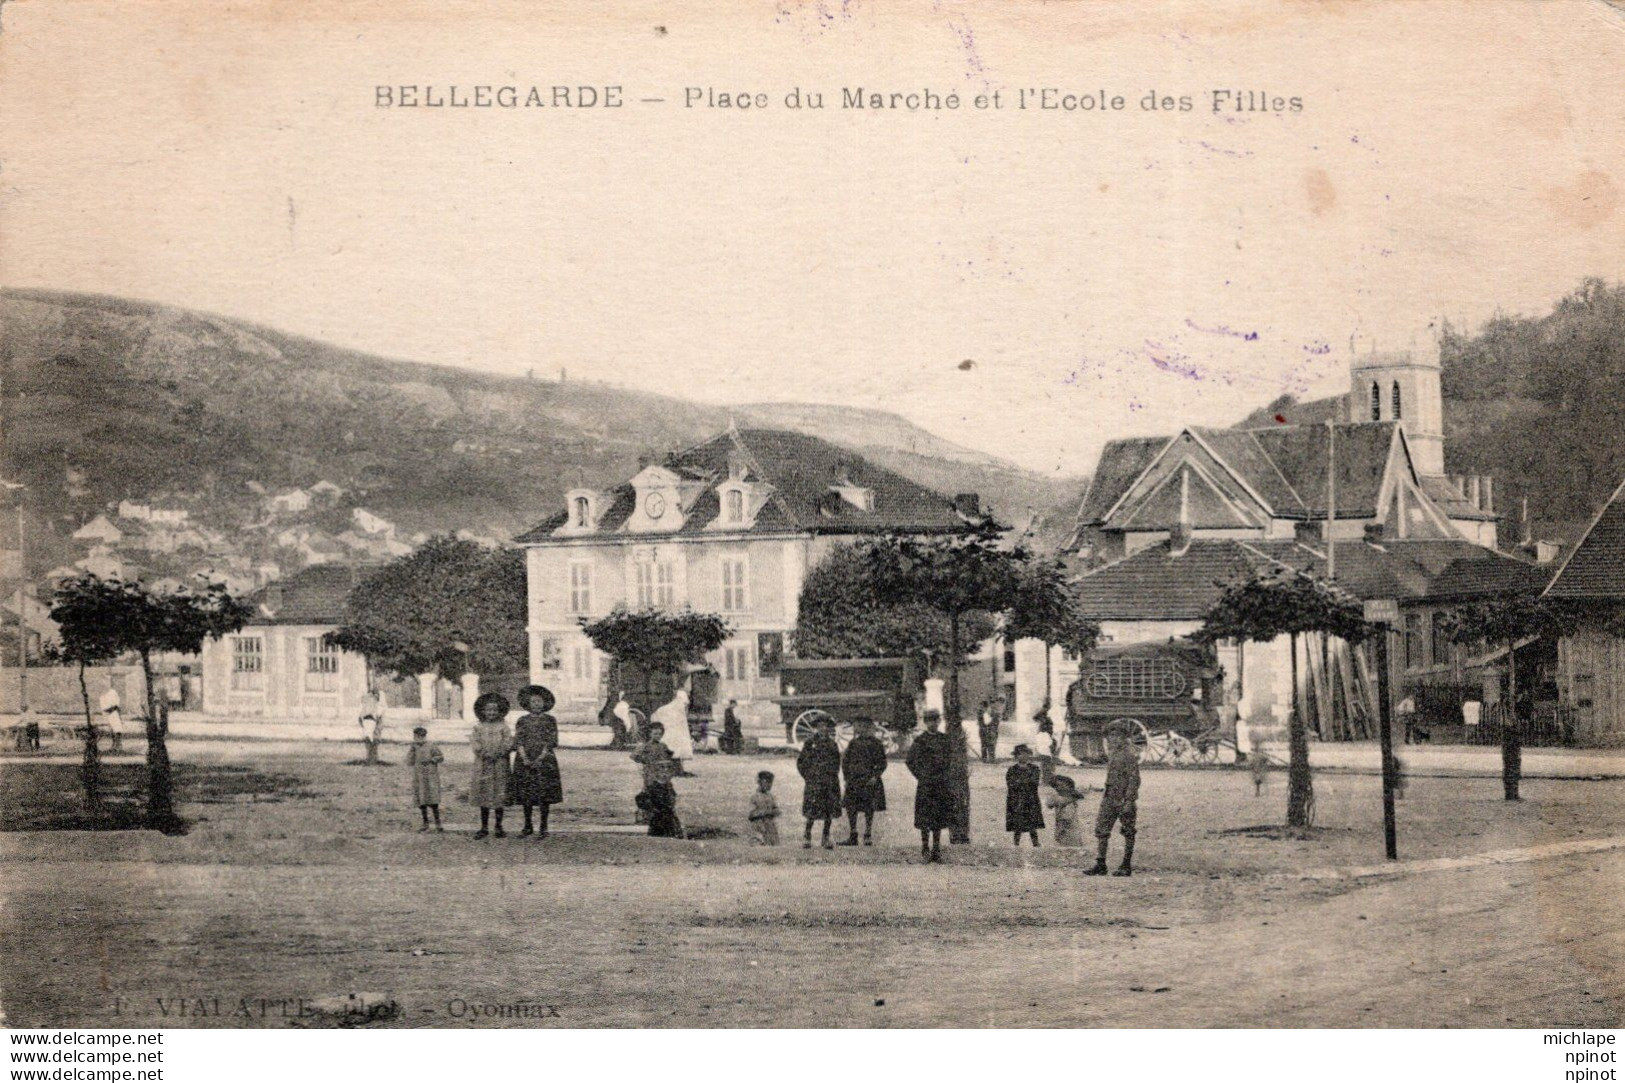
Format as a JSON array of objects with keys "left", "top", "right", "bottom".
[
  {"left": 404, "top": 685, "right": 565, "bottom": 840},
  {"left": 1000, "top": 720, "right": 1139, "bottom": 875}
]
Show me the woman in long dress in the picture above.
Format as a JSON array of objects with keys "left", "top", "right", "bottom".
[
  {"left": 468, "top": 692, "right": 513, "bottom": 840},
  {"left": 510, "top": 685, "right": 564, "bottom": 838},
  {"left": 651, "top": 685, "right": 694, "bottom": 774}
]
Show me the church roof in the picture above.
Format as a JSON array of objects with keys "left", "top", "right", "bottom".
[
  {"left": 514, "top": 428, "right": 981, "bottom": 544},
  {"left": 1544, "top": 476, "right": 1625, "bottom": 600},
  {"left": 1073, "top": 422, "right": 1405, "bottom": 534}
]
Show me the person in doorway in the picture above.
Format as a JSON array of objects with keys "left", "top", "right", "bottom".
[
  {"left": 510, "top": 685, "right": 563, "bottom": 839},
  {"left": 721, "top": 699, "right": 744, "bottom": 755},
  {"left": 797, "top": 717, "right": 843, "bottom": 849},
  {"left": 406, "top": 725, "right": 444, "bottom": 832},
  {"left": 748, "top": 770, "right": 780, "bottom": 846},
  {"left": 468, "top": 692, "right": 513, "bottom": 841},
  {"left": 907, "top": 710, "right": 954, "bottom": 863},
  {"left": 1005, "top": 745, "right": 1045, "bottom": 846},
  {"left": 839, "top": 717, "right": 887, "bottom": 846},
  {"left": 945, "top": 715, "right": 973, "bottom": 844},
  {"left": 1087, "top": 721, "right": 1141, "bottom": 877}
]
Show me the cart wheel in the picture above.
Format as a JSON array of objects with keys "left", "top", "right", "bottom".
[
  {"left": 792, "top": 710, "right": 835, "bottom": 747},
  {"left": 1189, "top": 736, "right": 1223, "bottom": 766},
  {"left": 1164, "top": 732, "right": 1196, "bottom": 766},
  {"left": 1115, "top": 719, "right": 1167, "bottom": 764}
]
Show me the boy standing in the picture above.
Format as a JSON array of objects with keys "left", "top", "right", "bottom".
[
  {"left": 839, "top": 718, "right": 888, "bottom": 846},
  {"left": 1004, "top": 744, "right": 1045, "bottom": 846},
  {"left": 1087, "top": 721, "right": 1141, "bottom": 877},
  {"left": 797, "top": 717, "right": 843, "bottom": 849},
  {"left": 749, "top": 770, "right": 780, "bottom": 845},
  {"left": 406, "top": 725, "right": 444, "bottom": 831}
]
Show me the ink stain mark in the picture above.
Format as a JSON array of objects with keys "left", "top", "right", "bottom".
[
  {"left": 1274, "top": 414, "right": 1288, "bottom": 424},
  {"left": 958, "top": 359, "right": 976, "bottom": 371},
  {"left": 654, "top": 25, "right": 668, "bottom": 36},
  {"left": 1304, "top": 169, "right": 1336, "bottom": 216},
  {"left": 1185, "top": 318, "right": 1259, "bottom": 342}
]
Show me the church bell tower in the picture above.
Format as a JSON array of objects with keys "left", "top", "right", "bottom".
[{"left": 1348, "top": 342, "right": 1445, "bottom": 477}]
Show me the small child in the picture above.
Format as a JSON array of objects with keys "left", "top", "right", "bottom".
[
  {"left": 406, "top": 725, "right": 444, "bottom": 832},
  {"left": 1250, "top": 739, "right": 1270, "bottom": 797},
  {"left": 749, "top": 770, "right": 780, "bottom": 846},
  {"left": 633, "top": 723, "right": 682, "bottom": 838},
  {"left": 1005, "top": 744, "right": 1045, "bottom": 847},
  {"left": 1044, "top": 774, "right": 1087, "bottom": 847}
]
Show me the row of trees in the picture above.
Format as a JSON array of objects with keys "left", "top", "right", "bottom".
[{"left": 795, "top": 525, "right": 1101, "bottom": 721}]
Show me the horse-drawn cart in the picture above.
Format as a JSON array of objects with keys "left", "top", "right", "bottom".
[
  {"left": 773, "top": 657, "right": 922, "bottom": 750},
  {"left": 1065, "top": 639, "right": 1230, "bottom": 765}
]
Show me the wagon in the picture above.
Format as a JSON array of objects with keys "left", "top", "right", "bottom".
[
  {"left": 772, "top": 657, "right": 922, "bottom": 751},
  {"left": 1064, "top": 639, "right": 1228, "bottom": 766}
]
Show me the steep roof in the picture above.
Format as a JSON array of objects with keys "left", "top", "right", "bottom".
[
  {"left": 515, "top": 428, "right": 978, "bottom": 544},
  {"left": 1545, "top": 476, "right": 1625, "bottom": 600},
  {"left": 244, "top": 563, "right": 366, "bottom": 626},
  {"left": 1070, "top": 539, "right": 1327, "bottom": 621}
]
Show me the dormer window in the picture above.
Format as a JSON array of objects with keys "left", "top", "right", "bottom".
[
  {"left": 560, "top": 488, "right": 598, "bottom": 534},
  {"left": 725, "top": 488, "right": 745, "bottom": 523}
]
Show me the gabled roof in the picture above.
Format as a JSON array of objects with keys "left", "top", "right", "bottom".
[
  {"left": 1544, "top": 476, "right": 1625, "bottom": 600},
  {"left": 514, "top": 428, "right": 978, "bottom": 544},
  {"left": 1075, "top": 423, "right": 1407, "bottom": 539},
  {"left": 1070, "top": 539, "right": 1327, "bottom": 621},
  {"left": 244, "top": 563, "right": 367, "bottom": 626}
]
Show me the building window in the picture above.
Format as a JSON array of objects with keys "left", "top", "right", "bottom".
[
  {"left": 723, "top": 644, "right": 754, "bottom": 682},
  {"left": 757, "top": 632, "right": 784, "bottom": 676},
  {"left": 1403, "top": 613, "right": 1424, "bottom": 670},
  {"left": 230, "top": 636, "right": 264, "bottom": 691},
  {"left": 572, "top": 645, "right": 597, "bottom": 682},
  {"left": 1370, "top": 381, "right": 1382, "bottom": 421},
  {"left": 636, "top": 560, "right": 676, "bottom": 608},
  {"left": 572, "top": 496, "right": 591, "bottom": 528},
  {"left": 540, "top": 636, "right": 562, "bottom": 671},
  {"left": 568, "top": 562, "right": 593, "bottom": 615},
  {"left": 721, "top": 557, "right": 749, "bottom": 612},
  {"left": 1392, "top": 381, "right": 1403, "bottom": 421},
  {"left": 305, "top": 636, "right": 340, "bottom": 692},
  {"left": 1429, "top": 613, "right": 1451, "bottom": 668},
  {"left": 725, "top": 488, "right": 745, "bottom": 523}
]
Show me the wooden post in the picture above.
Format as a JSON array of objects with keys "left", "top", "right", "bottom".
[{"left": 1375, "top": 627, "right": 1399, "bottom": 860}]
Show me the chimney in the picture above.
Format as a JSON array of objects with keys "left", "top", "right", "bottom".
[
  {"left": 1481, "top": 476, "right": 1494, "bottom": 514},
  {"left": 953, "top": 493, "right": 981, "bottom": 518},
  {"left": 1468, "top": 476, "right": 1482, "bottom": 510},
  {"left": 1363, "top": 522, "right": 1385, "bottom": 544},
  {"left": 263, "top": 583, "right": 284, "bottom": 614},
  {"left": 1169, "top": 522, "right": 1193, "bottom": 556}
]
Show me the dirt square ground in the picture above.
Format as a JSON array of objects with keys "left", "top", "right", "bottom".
[{"left": 2, "top": 739, "right": 1622, "bottom": 1028}]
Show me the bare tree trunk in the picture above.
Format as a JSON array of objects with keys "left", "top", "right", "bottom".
[
  {"left": 78, "top": 662, "right": 102, "bottom": 814},
  {"left": 1287, "top": 632, "right": 1314, "bottom": 829},
  {"left": 1503, "top": 637, "right": 1522, "bottom": 801},
  {"left": 140, "top": 650, "right": 178, "bottom": 829},
  {"left": 947, "top": 612, "right": 962, "bottom": 722}
]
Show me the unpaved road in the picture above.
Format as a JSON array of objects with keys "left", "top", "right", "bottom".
[{"left": 2, "top": 743, "right": 1622, "bottom": 1027}]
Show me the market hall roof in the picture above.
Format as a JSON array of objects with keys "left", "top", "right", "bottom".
[
  {"left": 1544, "top": 475, "right": 1625, "bottom": 601},
  {"left": 514, "top": 428, "right": 986, "bottom": 544}
]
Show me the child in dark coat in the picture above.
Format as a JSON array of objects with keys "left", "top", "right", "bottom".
[
  {"left": 1005, "top": 744, "right": 1045, "bottom": 846},
  {"left": 906, "top": 709, "right": 954, "bottom": 863},
  {"left": 839, "top": 718, "right": 888, "bottom": 846},
  {"left": 510, "top": 685, "right": 564, "bottom": 839},
  {"left": 797, "top": 717, "right": 843, "bottom": 849}
]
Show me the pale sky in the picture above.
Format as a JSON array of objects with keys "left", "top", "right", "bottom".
[{"left": 4, "top": 0, "right": 1624, "bottom": 477}]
